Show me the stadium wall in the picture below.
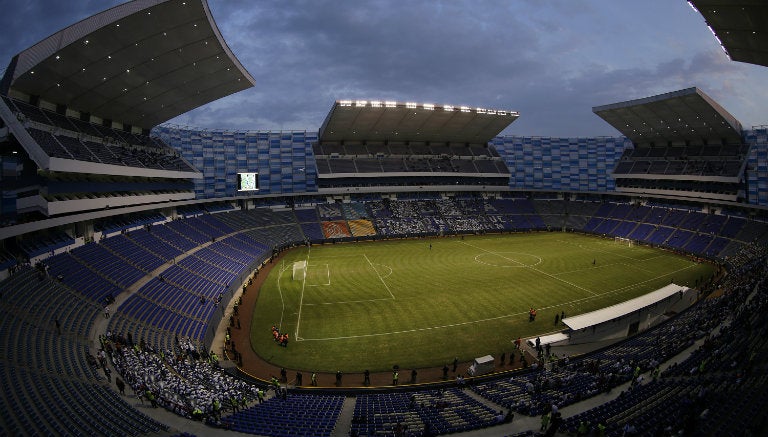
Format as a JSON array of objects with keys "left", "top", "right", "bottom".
[
  {"left": 154, "top": 126, "right": 768, "bottom": 207},
  {"left": 155, "top": 126, "right": 318, "bottom": 198},
  {"left": 492, "top": 136, "right": 631, "bottom": 192},
  {"left": 745, "top": 128, "right": 768, "bottom": 206}
]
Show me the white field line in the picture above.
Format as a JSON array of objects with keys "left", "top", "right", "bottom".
[
  {"left": 293, "top": 246, "right": 311, "bottom": 339},
  {"left": 364, "top": 253, "right": 395, "bottom": 300},
  {"left": 461, "top": 240, "right": 597, "bottom": 296},
  {"left": 297, "top": 262, "right": 698, "bottom": 342}
]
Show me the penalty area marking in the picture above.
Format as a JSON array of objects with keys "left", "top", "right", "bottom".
[{"left": 305, "top": 263, "right": 331, "bottom": 287}]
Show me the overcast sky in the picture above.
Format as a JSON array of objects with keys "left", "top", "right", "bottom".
[{"left": 1, "top": 0, "right": 767, "bottom": 137}]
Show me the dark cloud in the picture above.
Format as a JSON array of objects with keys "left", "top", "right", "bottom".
[{"left": 2, "top": 0, "right": 766, "bottom": 136}]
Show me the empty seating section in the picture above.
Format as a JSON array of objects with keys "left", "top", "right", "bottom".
[
  {"left": 0, "top": 267, "right": 166, "bottom": 436},
  {"left": 317, "top": 203, "right": 344, "bottom": 220},
  {"left": 162, "top": 264, "right": 225, "bottom": 298},
  {"left": 44, "top": 252, "right": 122, "bottom": 302},
  {"left": 222, "top": 394, "right": 344, "bottom": 436},
  {"left": 166, "top": 219, "right": 216, "bottom": 245},
  {"left": 7, "top": 97, "right": 195, "bottom": 171},
  {"left": 113, "top": 281, "right": 210, "bottom": 343},
  {"left": 17, "top": 229, "right": 75, "bottom": 258},
  {"left": 149, "top": 224, "right": 199, "bottom": 252},
  {"left": 100, "top": 234, "right": 166, "bottom": 272},
  {"left": 246, "top": 224, "right": 304, "bottom": 248},
  {"left": 27, "top": 127, "right": 72, "bottom": 158},
  {"left": 314, "top": 141, "right": 507, "bottom": 175},
  {"left": 352, "top": 389, "right": 499, "bottom": 436},
  {"left": 128, "top": 228, "right": 185, "bottom": 260},
  {"left": 294, "top": 208, "right": 319, "bottom": 223},
  {"left": 71, "top": 241, "right": 146, "bottom": 288}
]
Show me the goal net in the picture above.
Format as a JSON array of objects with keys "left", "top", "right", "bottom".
[
  {"left": 292, "top": 261, "right": 307, "bottom": 281},
  {"left": 614, "top": 236, "right": 633, "bottom": 247}
]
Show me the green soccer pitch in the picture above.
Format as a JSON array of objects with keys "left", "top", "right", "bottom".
[{"left": 249, "top": 232, "right": 715, "bottom": 372}]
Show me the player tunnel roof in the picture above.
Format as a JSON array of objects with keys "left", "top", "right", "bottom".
[
  {"left": 318, "top": 100, "right": 519, "bottom": 146},
  {"left": 0, "top": 0, "right": 255, "bottom": 130},
  {"left": 592, "top": 87, "right": 743, "bottom": 146}
]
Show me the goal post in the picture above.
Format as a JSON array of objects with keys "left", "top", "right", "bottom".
[
  {"left": 292, "top": 261, "right": 307, "bottom": 281},
  {"left": 614, "top": 236, "right": 633, "bottom": 247}
]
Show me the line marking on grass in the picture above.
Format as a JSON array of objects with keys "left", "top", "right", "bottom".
[
  {"left": 304, "top": 297, "right": 395, "bottom": 306},
  {"left": 294, "top": 246, "right": 311, "bottom": 339},
  {"left": 296, "top": 262, "right": 699, "bottom": 342},
  {"left": 276, "top": 262, "right": 289, "bottom": 330},
  {"left": 364, "top": 253, "right": 395, "bottom": 300},
  {"left": 461, "top": 240, "right": 598, "bottom": 296},
  {"left": 305, "top": 263, "right": 331, "bottom": 287}
]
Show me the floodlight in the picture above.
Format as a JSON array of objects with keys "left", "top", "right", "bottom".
[
  {"left": 476, "top": 108, "right": 487, "bottom": 114},
  {"left": 423, "top": 103, "right": 434, "bottom": 110},
  {"left": 356, "top": 100, "right": 367, "bottom": 107},
  {"left": 406, "top": 102, "right": 417, "bottom": 108},
  {"left": 339, "top": 100, "right": 352, "bottom": 106},
  {"left": 443, "top": 105, "right": 454, "bottom": 111},
  {"left": 385, "top": 101, "right": 397, "bottom": 108},
  {"left": 371, "top": 101, "right": 382, "bottom": 108},
  {"left": 460, "top": 106, "right": 470, "bottom": 112}
]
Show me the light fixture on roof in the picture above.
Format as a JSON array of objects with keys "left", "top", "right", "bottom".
[
  {"left": 356, "top": 100, "right": 367, "bottom": 107},
  {"left": 444, "top": 105, "right": 454, "bottom": 111},
  {"left": 385, "top": 101, "right": 396, "bottom": 108},
  {"left": 339, "top": 100, "right": 352, "bottom": 106},
  {"left": 406, "top": 102, "right": 417, "bottom": 108},
  {"left": 476, "top": 107, "right": 486, "bottom": 114},
  {"left": 460, "top": 106, "right": 470, "bottom": 112},
  {"left": 370, "top": 101, "right": 382, "bottom": 107},
  {"left": 423, "top": 103, "right": 434, "bottom": 110},
  {"left": 84, "top": 40, "right": 89, "bottom": 45},
  {"left": 55, "top": 55, "right": 60, "bottom": 60}
]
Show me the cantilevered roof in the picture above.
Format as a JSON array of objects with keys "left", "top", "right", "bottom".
[
  {"left": 563, "top": 284, "right": 689, "bottom": 331},
  {"left": 1, "top": 0, "right": 255, "bottom": 129},
  {"left": 318, "top": 100, "right": 519, "bottom": 145},
  {"left": 592, "top": 87, "right": 742, "bottom": 145},
  {"left": 688, "top": 0, "right": 768, "bottom": 68}
]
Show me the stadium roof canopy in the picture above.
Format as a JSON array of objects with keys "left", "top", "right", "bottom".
[
  {"left": 0, "top": 0, "right": 255, "bottom": 130},
  {"left": 592, "top": 87, "right": 743, "bottom": 146},
  {"left": 318, "top": 100, "right": 519, "bottom": 145},
  {"left": 688, "top": 0, "right": 768, "bottom": 68}
]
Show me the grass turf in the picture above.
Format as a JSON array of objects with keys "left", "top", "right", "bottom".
[{"left": 250, "top": 232, "right": 715, "bottom": 372}]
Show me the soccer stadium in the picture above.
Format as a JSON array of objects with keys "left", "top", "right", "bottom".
[{"left": 1, "top": 1, "right": 767, "bottom": 436}]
